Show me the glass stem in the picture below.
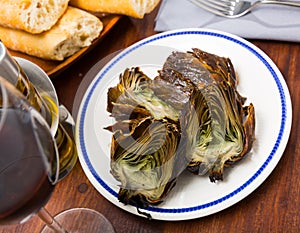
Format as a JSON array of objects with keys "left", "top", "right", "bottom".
[{"left": 38, "top": 207, "right": 68, "bottom": 233}]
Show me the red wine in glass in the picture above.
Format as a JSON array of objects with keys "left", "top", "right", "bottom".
[{"left": 0, "top": 108, "right": 57, "bottom": 225}]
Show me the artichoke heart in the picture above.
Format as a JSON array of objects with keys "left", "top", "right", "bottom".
[{"left": 105, "top": 48, "right": 255, "bottom": 210}]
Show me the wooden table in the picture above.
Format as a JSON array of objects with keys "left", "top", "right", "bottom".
[{"left": 1, "top": 4, "right": 299, "bottom": 233}]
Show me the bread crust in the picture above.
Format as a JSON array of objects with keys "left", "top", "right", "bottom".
[
  {"left": 0, "top": 0, "right": 69, "bottom": 34},
  {"left": 70, "top": 0, "right": 161, "bottom": 18},
  {"left": 0, "top": 7, "right": 103, "bottom": 61}
]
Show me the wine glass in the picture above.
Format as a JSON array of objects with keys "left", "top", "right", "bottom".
[{"left": 0, "top": 77, "right": 115, "bottom": 232}]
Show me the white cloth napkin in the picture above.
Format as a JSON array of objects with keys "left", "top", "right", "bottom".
[{"left": 155, "top": 0, "right": 300, "bottom": 42}]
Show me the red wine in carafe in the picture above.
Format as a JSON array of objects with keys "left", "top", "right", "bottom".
[{"left": 0, "top": 108, "right": 56, "bottom": 225}]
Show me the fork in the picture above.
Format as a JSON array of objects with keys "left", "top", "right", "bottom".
[{"left": 189, "top": 0, "right": 300, "bottom": 18}]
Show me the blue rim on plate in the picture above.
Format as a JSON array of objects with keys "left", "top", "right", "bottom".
[{"left": 77, "top": 28, "right": 292, "bottom": 219}]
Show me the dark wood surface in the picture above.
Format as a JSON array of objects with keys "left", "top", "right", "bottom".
[{"left": 1, "top": 4, "right": 299, "bottom": 233}]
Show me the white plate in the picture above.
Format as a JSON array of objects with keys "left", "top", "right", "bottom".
[{"left": 75, "top": 28, "right": 292, "bottom": 221}]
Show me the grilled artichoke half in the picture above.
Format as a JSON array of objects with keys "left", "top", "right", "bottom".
[
  {"left": 159, "top": 48, "right": 255, "bottom": 182},
  {"left": 105, "top": 48, "right": 255, "bottom": 210},
  {"left": 106, "top": 67, "right": 192, "bottom": 209}
]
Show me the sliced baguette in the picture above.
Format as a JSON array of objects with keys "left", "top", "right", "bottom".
[
  {"left": 0, "top": 0, "right": 69, "bottom": 34},
  {"left": 70, "top": 0, "right": 161, "bottom": 18},
  {"left": 0, "top": 6, "right": 103, "bottom": 61}
]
